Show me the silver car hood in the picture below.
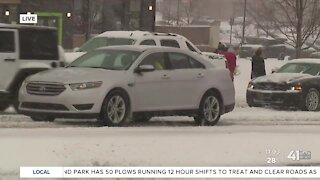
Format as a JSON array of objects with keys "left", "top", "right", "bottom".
[
  {"left": 253, "top": 73, "right": 312, "bottom": 84},
  {"left": 28, "top": 68, "right": 127, "bottom": 84}
]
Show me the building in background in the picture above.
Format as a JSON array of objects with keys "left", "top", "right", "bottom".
[{"left": 0, "top": 0, "right": 156, "bottom": 49}]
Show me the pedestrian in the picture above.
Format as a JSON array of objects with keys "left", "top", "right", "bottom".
[
  {"left": 218, "top": 44, "right": 237, "bottom": 81},
  {"left": 251, "top": 48, "right": 266, "bottom": 79}
]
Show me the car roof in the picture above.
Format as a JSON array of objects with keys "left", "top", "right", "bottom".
[
  {"left": 0, "top": 23, "right": 56, "bottom": 30},
  {"left": 289, "top": 58, "right": 320, "bottom": 64},
  {"left": 96, "top": 30, "right": 189, "bottom": 40},
  {"left": 96, "top": 45, "right": 191, "bottom": 53}
]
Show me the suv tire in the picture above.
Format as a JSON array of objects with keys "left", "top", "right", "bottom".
[{"left": 0, "top": 103, "right": 9, "bottom": 112}]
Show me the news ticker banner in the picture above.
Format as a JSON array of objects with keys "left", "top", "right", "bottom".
[{"left": 21, "top": 166, "right": 320, "bottom": 178}]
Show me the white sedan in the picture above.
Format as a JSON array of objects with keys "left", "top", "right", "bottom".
[{"left": 19, "top": 46, "right": 235, "bottom": 126}]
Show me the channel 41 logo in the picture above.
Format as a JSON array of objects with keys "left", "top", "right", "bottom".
[{"left": 287, "top": 150, "right": 311, "bottom": 161}]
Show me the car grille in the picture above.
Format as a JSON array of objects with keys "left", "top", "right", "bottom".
[
  {"left": 26, "top": 82, "right": 66, "bottom": 96},
  {"left": 21, "top": 102, "right": 69, "bottom": 111},
  {"left": 254, "top": 83, "right": 287, "bottom": 91}
]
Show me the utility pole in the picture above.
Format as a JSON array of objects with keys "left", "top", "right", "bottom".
[
  {"left": 230, "top": 18, "right": 234, "bottom": 44},
  {"left": 241, "top": 0, "right": 247, "bottom": 45},
  {"left": 176, "top": 0, "right": 181, "bottom": 25}
]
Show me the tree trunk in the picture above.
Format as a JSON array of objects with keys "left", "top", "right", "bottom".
[{"left": 295, "top": 0, "right": 303, "bottom": 58}]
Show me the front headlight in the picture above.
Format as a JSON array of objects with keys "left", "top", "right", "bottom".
[
  {"left": 289, "top": 85, "right": 302, "bottom": 91},
  {"left": 69, "top": 81, "right": 102, "bottom": 91}
]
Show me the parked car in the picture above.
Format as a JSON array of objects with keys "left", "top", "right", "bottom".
[
  {"left": 65, "top": 31, "right": 202, "bottom": 64},
  {"left": 247, "top": 59, "right": 320, "bottom": 111},
  {"left": 19, "top": 46, "right": 235, "bottom": 126},
  {"left": 202, "top": 52, "right": 228, "bottom": 68},
  {"left": 0, "top": 23, "right": 65, "bottom": 112},
  {"left": 239, "top": 44, "right": 264, "bottom": 58}
]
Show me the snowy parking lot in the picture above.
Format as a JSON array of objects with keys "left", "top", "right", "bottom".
[{"left": 1, "top": 59, "right": 320, "bottom": 178}]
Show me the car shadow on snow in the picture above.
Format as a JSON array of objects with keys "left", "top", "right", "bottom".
[{"left": 53, "top": 118, "right": 197, "bottom": 128}]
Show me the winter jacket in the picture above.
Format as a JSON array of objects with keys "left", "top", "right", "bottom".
[
  {"left": 222, "top": 52, "right": 237, "bottom": 80},
  {"left": 251, "top": 55, "right": 266, "bottom": 79}
]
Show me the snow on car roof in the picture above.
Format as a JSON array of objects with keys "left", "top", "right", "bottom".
[
  {"left": 97, "top": 45, "right": 188, "bottom": 53},
  {"left": 289, "top": 58, "right": 320, "bottom": 64},
  {"left": 96, "top": 30, "right": 188, "bottom": 40},
  {"left": 241, "top": 44, "right": 264, "bottom": 48}
]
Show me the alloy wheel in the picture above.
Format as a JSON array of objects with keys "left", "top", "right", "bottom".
[
  {"left": 306, "top": 89, "right": 319, "bottom": 111},
  {"left": 106, "top": 95, "right": 126, "bottom": 123},
  {"left": 203, "top": 96, "right": 220, "bottom": 122}
]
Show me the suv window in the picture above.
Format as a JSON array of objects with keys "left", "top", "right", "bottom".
[
  {"left": 140, "top": 39, "right": 156, "bottom": 46},
  {"left": 160, "top": 39, "right": 180, "bottom": 48},
  {"left": 168, "top": 53, "right": 205, "bottom": 69},
  {"left": 0, "top": 31, "right": 15, "bottom": 52},
  {"left": 168, "top": 53, "right": 191, "bottom": 69},
  {"left": 189, "top": 57, "right": 205, "bottom": 69},
  {"left": 186, "top": 41, "right": 197, "bottom": 52},
  {"left": 19, "top": 29, "right": 58, "bottom": 60},
  {"left": 140, "top": 52, "right": 166, "bottom": 70}
]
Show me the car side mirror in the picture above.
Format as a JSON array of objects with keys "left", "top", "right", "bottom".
[
  {"left": 73, "top": 47, "right": 80, "bottom": 52},
  {"left": 134, "top": 65, "right": 155, "bottom": 73},
  {"left": 271, "top": 67, "right": 279, "bottom": 73}
]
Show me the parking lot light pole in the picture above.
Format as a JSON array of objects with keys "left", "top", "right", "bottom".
[{"left": 241, "top": 0, "right": 247, "bottom": 45}]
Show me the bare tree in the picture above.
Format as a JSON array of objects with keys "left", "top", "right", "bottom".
[
  {"left": 181, "top": 0, "right": 201, "bottom": 24},
  {"left": 159, "top": 0, "right": 177, "bottom": 25},
  {"left": 158, "top": 0, "right": 203, "bottom": 25},
  {"left": 248, "top": 0, "right": 320, "bottom": 58}
]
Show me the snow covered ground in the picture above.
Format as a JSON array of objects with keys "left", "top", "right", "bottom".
[{"left": 1, "top": 58, "right": 320, "bottom": 179}]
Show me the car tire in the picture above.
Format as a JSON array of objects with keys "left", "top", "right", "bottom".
[
  {"left": 31, "top": 115, "right": 55, "bottom": 122},
  {"left": 0, "top": 102, "right": 10, "bottom": 112},
  {"left": 303, "top": 88, "right": 320, "bottom": 111},
  {"left": 194, "top": 91, "right": 222, "bottom": 126},
  {"left": 99, "top": 90, "right": 130, "bottom": 127},
  {"left": 132, "top": 114, "right": 151, "bottom": 123}
]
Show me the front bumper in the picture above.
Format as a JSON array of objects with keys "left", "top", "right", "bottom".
[
  {"left": 18, "top": 83, "right": 105, "bottom": 119},
  {"left": 246, "top": 89, "right": 303, "bottom": 108}
]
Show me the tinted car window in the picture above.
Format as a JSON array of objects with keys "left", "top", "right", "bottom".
[
  {"left": 186, "top": 41, "right": 197, "bottom": 52},
  {"left": 140, "top": 52, "right": 166, "bottom": 70},
  {"left": 301, "top": 64, "right": 320, "bottom": 76},
  {"left": 189, "top": 57, "right": 205, "bottom": 69},
  {"left": 19, "top": 29, "right": 58, "bottom": 60},
  {"left": 140, "top": 39, "right": 156, "bottom": 46},
  {"left": 168, "top": 53, "right": 192, "bottom": 69},
  {"left": 277, "top": 63, "right": 314, "bottom": 74},
  {"left": 0, "top": 31, "right": 15, "bottom": 52},
  {"left": 160, "top": 40, "right": 180, "bottom": 48}
]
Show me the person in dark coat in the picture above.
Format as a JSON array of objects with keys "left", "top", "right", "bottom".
[{"left": 251, "top": 48, "right": 266, "bottom": 79}]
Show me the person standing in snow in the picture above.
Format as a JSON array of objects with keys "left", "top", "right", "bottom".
[
  {"left": 218, "top": 44, "right": 237, "bottom": 81},
  {"left": 251, "top": 48, "right": 266, "bottom": 79}
]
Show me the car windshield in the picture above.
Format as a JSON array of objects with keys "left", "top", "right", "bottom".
[
  {"left": 78, "top": 37, "right": 136, "bottom": 52},
  {"left": 277, "top": 63, "right": 320, "bottom": 76},
  {"left": 68, "top": 50, "right": 141, "bottom": 70}
]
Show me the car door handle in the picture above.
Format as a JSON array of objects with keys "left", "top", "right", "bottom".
[
  {"left": 4, "top": 58, "right": 15, "bottom": 62},
  {"left": 197, "top": 73, "right": 204, "bottom": 78},
  {"left": 161, "top": 74, "right": 170, "bottom": 79}
]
